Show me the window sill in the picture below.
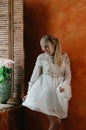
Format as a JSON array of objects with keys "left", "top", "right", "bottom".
[{"left": 0, "top": 104, "right": 14, "bottom": 110}]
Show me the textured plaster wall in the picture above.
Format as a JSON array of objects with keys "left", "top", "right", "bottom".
[{"left": 24, "top": 0, "right": 86, "bottom": 130}]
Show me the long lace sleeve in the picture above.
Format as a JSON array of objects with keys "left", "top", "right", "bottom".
[
  {"left": 62, "top": 53, "right": 71, "bottom": 86},
  {"left": 30, "top": 65, "right": 42, "bottom": 84},
  {"left": 27, "top": 55, "right": 42, "bottom": 93},
  {"left": 57, "top": 53, "right": 72, "bottom": 100}
]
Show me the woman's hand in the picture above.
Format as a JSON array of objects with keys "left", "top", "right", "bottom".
[
  {"left": 22, "top": 95, "right": 27, "bottom": 101},
  {"left": 59, "top": 87, "right": 64, "bottom": 93}
]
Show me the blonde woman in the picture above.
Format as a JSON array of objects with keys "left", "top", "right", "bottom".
[{"left": 22, "top": 35, "right": 72, "bottom": 130}]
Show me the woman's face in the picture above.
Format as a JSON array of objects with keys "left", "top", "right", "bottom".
[{"left": 41, "top": 42, "right": 55, "bottom": 55}]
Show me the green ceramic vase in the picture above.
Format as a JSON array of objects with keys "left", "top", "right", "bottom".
[{"left": 0, "top": 80, "right": 11, "bottom": 103}]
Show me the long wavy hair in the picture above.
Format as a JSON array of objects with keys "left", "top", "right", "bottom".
[{"left": 40, "top": 35, "right": 62, "bottom": 67}]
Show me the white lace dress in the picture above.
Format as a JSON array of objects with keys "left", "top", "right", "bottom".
[{"left": 22, "top": 53, "right": 72, "bottom": 119}]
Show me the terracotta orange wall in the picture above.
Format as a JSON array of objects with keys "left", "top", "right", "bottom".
[{"left": 24, "top": 0, "right": 86, "bottom": 130}]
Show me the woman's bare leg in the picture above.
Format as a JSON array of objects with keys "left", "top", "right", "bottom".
[{"left": 48, "top": 115, "right": 62, "bottom": 130}]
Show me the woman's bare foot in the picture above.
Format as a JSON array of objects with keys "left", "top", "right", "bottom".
[{"left": 48, "top": 115, "right": 62, "bottom": 130}]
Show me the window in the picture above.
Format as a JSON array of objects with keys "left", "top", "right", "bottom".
[{"left": 0, "top": 0, "right": 24, "bottom": 105}]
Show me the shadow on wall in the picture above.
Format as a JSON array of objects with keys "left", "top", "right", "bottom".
[
  {"left": 24, "top": 2, "right": 50, "bottom": 92},
  {"left": 23, "top": 3, "right": 57, "bottom": 130}
]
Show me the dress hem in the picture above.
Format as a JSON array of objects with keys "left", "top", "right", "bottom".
[{"left": 22, "top": 103, "right": 67, "bottom": 119}]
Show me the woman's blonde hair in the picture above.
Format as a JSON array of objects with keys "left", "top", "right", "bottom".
[{"left": 40, "top": 35, "right": 62, "bottom": 67}]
